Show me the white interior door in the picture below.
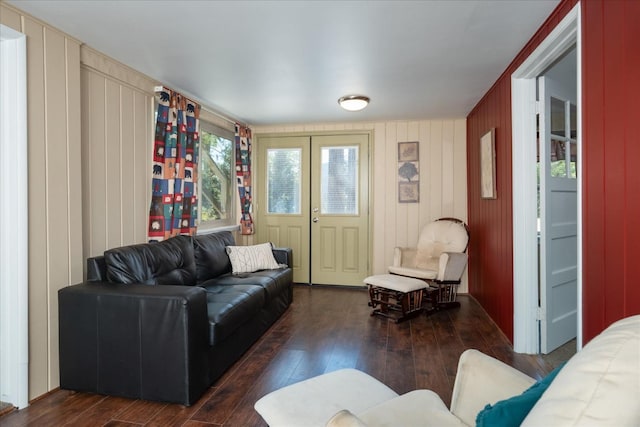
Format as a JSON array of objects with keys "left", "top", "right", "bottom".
[{"left": 538, "top": 76, "right": 578, "bottom": 354}]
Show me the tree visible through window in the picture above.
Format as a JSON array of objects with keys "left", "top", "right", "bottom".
[{"left": 199, "top": 122, "right": 234, "bottom": 227}]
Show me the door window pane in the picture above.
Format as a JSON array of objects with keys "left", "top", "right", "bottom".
[
  {"left": 550, "top": 97, "right": 565, "bottom": 136},
  {"left": 549, "top": 98, "right": 578, "bottom": 179},
  {"left": 570, "top": 104, "right": 578, "bottom": 178},
  {"left": 550, "top": 139, "right": 567, "bottom": 178},
  {"left": 321, "top": 146, "right": 358, "bottom": 214},
  {"left": 267, "top": 148, "right": 301, "bottom": 214}
]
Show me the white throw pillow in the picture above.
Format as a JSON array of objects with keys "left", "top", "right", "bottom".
[{"left": 226, "top": 242, "right": 281, "bottom": 274}]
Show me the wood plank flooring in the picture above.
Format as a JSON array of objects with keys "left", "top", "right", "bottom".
[{"left": 0, "top": 285, "right": 560, "bottom": 427}]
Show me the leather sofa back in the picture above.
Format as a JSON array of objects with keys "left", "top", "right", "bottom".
[
  {"left": 193, "top": 231, "right": 235, "bottom": 282},
  {"left": 104, "top": 235, "right": 196, "bottom": 285}
]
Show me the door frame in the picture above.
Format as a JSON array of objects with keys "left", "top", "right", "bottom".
[
  {"left": 0, "top": 24, "right": 29, "bottom": 409},
  {"left": 254, "top": 130, "right": 374, "bottom": 285},
  {"left": 511, "top": 4, "right": 582, "bottom": 353}
]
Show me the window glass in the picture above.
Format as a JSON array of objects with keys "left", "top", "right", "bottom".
[
  {"left": 267, "top": 148, "right": 301, "bottom": 214},
  {"left": 550, "top": 139, "right": 567, "bottom": 178},
  {"left": 199, "top": 122, "right": 235, "bottom": 227},
  {"left": 321, "top": 146, "right": 358, "bottom": 215}
]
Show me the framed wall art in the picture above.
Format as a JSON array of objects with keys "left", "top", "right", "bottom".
[
  {"left": 398, "top": 141, "right": 419, "bottom": 203},
  {"left": 480, "top": 129, "right": 496, "bottom": 199}
]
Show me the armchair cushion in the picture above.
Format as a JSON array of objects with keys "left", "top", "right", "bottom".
[
  {"left": 326, "top": 410, "right": 367, "bottom": 427},
  {"left": 254, "top": 368, "right": 398, "bottom": 427},
  {"left": 414, "top": 220, "right": 468, "bottom": 269},
  {"left": 390, "top": 219, "right": 469, "bottom": 283},
  {"left": 358, "top": 390, "right": 465, "bottom": 427},
  {"left": 450, "top": 349, "right": 535, "bottom": 426},
  {"left": 475, "top": 362, "right": 565, "bottom": 427}
]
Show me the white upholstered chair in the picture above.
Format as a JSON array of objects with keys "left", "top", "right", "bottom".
[{"left": 388, "top": 218, "right": 469, "bottom": 311}]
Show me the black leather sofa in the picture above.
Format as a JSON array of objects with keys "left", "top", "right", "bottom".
[{"left": 58, "top": 231, "right": 293, "bottom": 406}]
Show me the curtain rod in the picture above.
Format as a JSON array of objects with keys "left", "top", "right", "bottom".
[{"left": 154, "top": 85, "right": 249, "bottom": 129}]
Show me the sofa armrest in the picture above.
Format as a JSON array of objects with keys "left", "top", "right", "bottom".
[
  {"left": 437, "top": 252, "right": 468, "bottom": 282},
  {"left": 86, "top": 255, "right": 107, "bottom": 281},
  {"left": 450, "top": 349, "right": 535, "bottom": 426},
  {"left": 59, "top": 282, "right": 210, "bottom": 405},
  {"left": 273, "top": 247, "right": 293, "bottom": 268}
]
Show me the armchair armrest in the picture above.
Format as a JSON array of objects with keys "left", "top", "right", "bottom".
[
  {"left": 59, "top": 282, "right": 210, "bottom": 405},
  {"left": 392, "top": 247, "right": 417, "bottom": 268},
  {"left": 450, "top": 349, "right": 535, "bottom": 426},
  {"left": 437, "top": 252, "right": 468, "bottom": 282}
]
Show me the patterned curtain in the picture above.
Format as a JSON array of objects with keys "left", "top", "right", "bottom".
[
  {"left": 235, "top": 124, "right": 254, "bottom": 235},
  {"left": 148, "top": 88, "right": 201, "bottom": 242}
]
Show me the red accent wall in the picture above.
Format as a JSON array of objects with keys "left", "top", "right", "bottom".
[
  {"left": 467, "top": 0, "right": 640, "bottom": 343},
  {"left": 581, "top": 0, "right": 640, "bottom": 342}
]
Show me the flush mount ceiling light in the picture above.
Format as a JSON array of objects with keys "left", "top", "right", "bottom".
[{"left": 338, "top": 95, "right": 370, "bottom": 112}]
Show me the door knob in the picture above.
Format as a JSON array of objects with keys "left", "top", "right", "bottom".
[
  {"left": 312, "top": 217, "right": 319, "bottom": 223},
  {"left": 313, "top": 207, "right": 319, "bottom": 213}
]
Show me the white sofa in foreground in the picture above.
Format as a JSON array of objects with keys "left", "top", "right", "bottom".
[{"left": 255, "top": 315, "right": 640, "bottom": 426}]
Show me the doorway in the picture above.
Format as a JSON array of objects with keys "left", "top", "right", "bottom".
[
  {"left": 511, "top": 4, "right": 581, "bottom": 354},
  {"left": 538, "top": 61, "right": 578, "bottom": 354},
  {"left": 256, "top": 132, "right": 371, "bottom": 285}
]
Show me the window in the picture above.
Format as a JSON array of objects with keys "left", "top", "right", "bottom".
[
  {"left": 320, "top": 146, "right": 358, "bottom": 215},
  {"left": 199, "top": 121, "right": 235, "bottom": 229},
  {"left": 266, "top": 148, "right": 301, "bottom": 214}
]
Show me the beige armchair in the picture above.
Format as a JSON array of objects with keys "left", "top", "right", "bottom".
[
  {"left": 255, "top": 349, "right": 535, "bottom": 427},
  {"left": 388, "top": 218, "right": 469, "bottom": 310}
]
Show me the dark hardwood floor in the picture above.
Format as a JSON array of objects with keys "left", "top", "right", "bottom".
[{"left": 0, "top": 285, "right": 559, "bottom": 427}]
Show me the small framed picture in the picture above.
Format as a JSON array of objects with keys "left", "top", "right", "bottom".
[
  {"left": 480, "top": 129, "right": 496, "bottom": 199},
  {"left": 398, "top": 141, "right": 419, "bottom": 162},
  {"left": 399, "top": 181, "right": 419, "bottom": 203}
]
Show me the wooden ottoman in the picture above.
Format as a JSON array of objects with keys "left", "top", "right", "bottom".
[{"left": 364, "top": 274, "right": 428, "bottom": 322}]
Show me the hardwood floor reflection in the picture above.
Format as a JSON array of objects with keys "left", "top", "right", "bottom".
[{"left": 0, "top": 285, "right": 557, "bottom": 426}]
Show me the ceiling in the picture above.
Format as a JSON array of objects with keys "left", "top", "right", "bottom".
[{"left": 7, "top": 0, "right": 560, "bottom": 126}]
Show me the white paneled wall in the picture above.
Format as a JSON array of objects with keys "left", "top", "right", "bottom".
[
  {"left": 254, "top": 119, "right": 468, "bottom": 291},
  {"left": 1, "top": 3, "right": 83, "bottom": 399},
  {"left": 80, "top": 47, "right": 155, "bottom": 258}
]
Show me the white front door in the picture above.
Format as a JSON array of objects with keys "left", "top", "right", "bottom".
[{"left": 538, "top": 76, "right": 578, "bottom": 354}]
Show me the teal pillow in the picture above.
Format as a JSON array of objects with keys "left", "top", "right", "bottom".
[{"left": 476, "top": 362, "right": 566, "bottom": 427}]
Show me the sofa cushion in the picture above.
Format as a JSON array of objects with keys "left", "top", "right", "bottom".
[
  {"left": 202, "top": 268, "right": 291, "bottom": 303},
  {"left": 193, "top": 230, "right": 236, "bottom": 282},
  {"left": 104, "top": 235, "right": 196, "bottom": 285},
  {"left": 226, "top": 243, "right": 281, "bottom": 274},
  {"left": 201, "top": 284, "right": 266, "bottom": 345},
  {"left": 522, "top": 315, "right": 640, "bottom": 426},
  {"left": 476, "top": 362, "right": 565, "bottom": 427}
]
